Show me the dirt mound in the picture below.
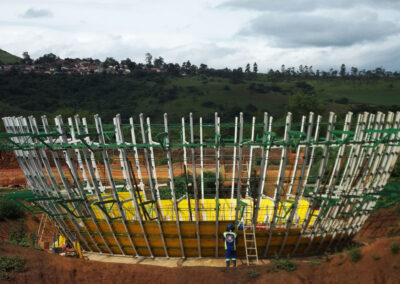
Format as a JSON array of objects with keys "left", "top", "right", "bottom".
[
  {"left": 356, "top": 207, "right": 400, "bottom": 242},
  {"left": 1, "top": 236, "right": 400, "bottom": 284}
]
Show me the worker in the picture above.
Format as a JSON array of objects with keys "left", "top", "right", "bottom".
[{"left": 223, "top": 224, "right": 238, "bottom": 267}]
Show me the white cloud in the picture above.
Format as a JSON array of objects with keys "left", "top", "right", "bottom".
[
  {"left": 0, "top": 0, "right": 399, "bottom": 71},
  {"left": 21, "top": 8, "right": 52, "bottom": 18},
  {"left": 241, "top": 11, "right": 400, "bottom": 47}
]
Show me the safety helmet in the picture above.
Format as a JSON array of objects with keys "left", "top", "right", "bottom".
[{"left": 227, "top": 224, "right": 234, "bottom": 231}]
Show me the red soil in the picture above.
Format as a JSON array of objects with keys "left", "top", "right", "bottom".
[{"left": 1, "top": 236, "right": 400, "bottom": 284}]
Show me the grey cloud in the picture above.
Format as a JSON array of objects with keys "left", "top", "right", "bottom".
[
  {"left": 21, "top": 8, "right": 52, "bottom": 18},
  {"left": 241, "top": 13, "right": 400, "bottom": 47},
  {"left": 220, "top": 0, "right": 400, "bottom": 12}
]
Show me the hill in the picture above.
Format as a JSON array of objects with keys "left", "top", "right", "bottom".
[
  {"left": 0, "top": 49, "right": 20, "bottom": 64},
  {"left": 0, "top": 73, "right": 399, "bottom": 125}
]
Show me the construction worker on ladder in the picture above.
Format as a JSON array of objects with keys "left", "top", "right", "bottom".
[{"left": 223, "top": 224, "right": 238, "bottom": 267}]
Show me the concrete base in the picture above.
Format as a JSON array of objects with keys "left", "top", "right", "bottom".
[{"left": 83, "top": 252, "right": 271, "bottom": 267}]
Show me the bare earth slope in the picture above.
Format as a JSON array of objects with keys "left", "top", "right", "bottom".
[{"left": 1, "top": 235, "right": 400, "bottom": 284}]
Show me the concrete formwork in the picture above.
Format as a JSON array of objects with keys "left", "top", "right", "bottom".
[{"left": 1, "top": 111, "right": 399, "bottom": 258}]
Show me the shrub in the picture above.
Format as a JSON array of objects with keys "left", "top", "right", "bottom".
[
  {"left": 247, "top": 269, "right": 260, "bottom": 278},
  {"left": 348, "top": 247, "right": 361, "bottom": 263},
  {"left": 9, "top": 219, "right": 31, "bottom": 247},
  {"left": 390, "top": 242, "right": 399, "bottom": 254},
  {"left": 274, "top": 259, "right": 297, "bottom": 272},
  {"left": 0, "top": 256, "right": 25, "bottom": 280},
  {"left": 308, "top": 259, "right": 322, "bottom": 266},
  {"left": 0, "top": 197, "right": 23, "bottom": 220},
  {"left": 371, "top": 253, "right": 380, "bottom": 260}
]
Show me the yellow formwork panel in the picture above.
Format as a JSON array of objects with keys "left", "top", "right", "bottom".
[{"left": 87, "top": 193, "right": 317, "bottom": 226}]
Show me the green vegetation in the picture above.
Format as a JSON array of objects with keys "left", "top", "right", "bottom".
[
  {"left": 0, "top": 256, "right": 25, "bottom": 280},
  {"left": 308, "top": 259, "right": 322, "bottom": 266},
  {"left": 247, "top": 269, "right": 260, "bottom": 278},
  {"left": 0, "top": 49, "right": 20, "bottom": 64},
  {"left": 0, "top": 73, "right": 399, "bottom": 125},
  {"left": 390, "top": 242, "right": 399, "bottom": 254},
  {"left": 0, "top": 196, "right": 23, "bottom": 220},
  {"left": 371, "top": 253, "right": 380, "bottom": 260},
  {"left": 273, "top": 258, "right": 297, "bottom": 272},
  {"left": 9, "top": 219, "right": 31, "bottom": 247},
  {"left": 348, "top": 247, "right": 361, "bottom": 263}
]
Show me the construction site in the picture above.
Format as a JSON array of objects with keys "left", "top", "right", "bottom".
[{"left": 0, "top": 110, "right": 399, "bottom": 265}]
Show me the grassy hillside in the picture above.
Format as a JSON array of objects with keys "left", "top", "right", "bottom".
[
  {"left": 0, "top": 73, "right": 398, "bottom": 125},
  {"left": 0, "top": 49, "right": 20, "bottom": 64}
]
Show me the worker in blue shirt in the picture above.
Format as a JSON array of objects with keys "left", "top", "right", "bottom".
[{"left": 222, "top": 224, "right": 238, "bottom": 267}]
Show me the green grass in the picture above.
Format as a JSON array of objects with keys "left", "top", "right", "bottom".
[
  {"left": 371, "top": 253, "right": 380, "bottom": 260},
  {"left": 0, "top": 49, "right": 20, "bottom": 64},
  {"left": 390, "top": 242, "right": 399, "bottom": 254},
  {"left": 348, "top": 247, "right": 361, "bottom": 263},
  {"left": 274, "top": 259, "right": 297, "bottom": 272},
  {"left": 0, "top": 256, "right": 25, "bottom": 280},
  {"left": 308, "top": 259, "right": 322, "bottom": 266}
]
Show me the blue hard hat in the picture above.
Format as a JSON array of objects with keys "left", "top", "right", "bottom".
[{"left": 227, "top": 224, "right": 234, "bottom": 231}]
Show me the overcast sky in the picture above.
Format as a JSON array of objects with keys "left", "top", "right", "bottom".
[{"left": 2, "top": 0, "right": 400, "bottom": 71}]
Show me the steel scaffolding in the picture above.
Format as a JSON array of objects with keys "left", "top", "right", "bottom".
[{"left": 1, "top": 111, "right": 399, "bottom": 258}]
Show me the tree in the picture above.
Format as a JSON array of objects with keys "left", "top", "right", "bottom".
[
  {"left": 103, "top": 57, "right": 118, "bottom": 68},
  {"left": 22, "top": 52, "right": 33, "bottom": 65},
  {"left": 199, "top": 63, "right": 208, "bottom": 74},
  {"left": 350, "top": 67, "right": 358, "bottom": 77},
  {"left": 34, "top": 53, "right": 59, "bottom": 64},
  {"left": 145, "top": 53, "right": 153, "bottom": 67},
  {"left": 253, "top": 62, "right": 258, "bottom": 73},
  {"left": 287, "top": 93, "right": 324, "bottom": 120},
  {"left": 245, "top": 63, "right": 251, "bottom": 73},
  {"left": 153, "top": 56, "right": 164, "bottom": 68},
  {"left": 340, "top": 64, "right": 346, "bottom": 77}
]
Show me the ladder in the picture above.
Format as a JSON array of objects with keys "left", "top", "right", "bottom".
[
  {"left": 242, "top": 208, "right": 259, "bottom": 265},
  {"left": 37, "top": 213, "right": 48, "bottom": 244}
]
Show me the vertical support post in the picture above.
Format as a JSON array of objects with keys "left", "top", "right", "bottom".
[
  {"left": 234, "top": 113, "right": 244, "bottom": 225},
  {"left": 199, "top": 117, "right": 205, "bottom": 211},
  {"left": 113, "top": 114, "right": 154, "bottom": 257},
  {"left": 55, "top": 115, "right": 113, "bottom": 254},
  {"left": 278, "top": 113, "right": 314, "bottom": 256},
  {"left": 74, "top": 115, "right": 131, "bottom": 255},
  {"left": 139, "top": 114, "right": 169, "bottom": 257},
  {"left": 181, "top": 117, "right": 193, "bottom": 221},
  {"left": 146, "top": 117, "right": 164, "bottom": 216},
  {"left": 254, "top": 112, "right": 270, "bottom": 225},
  {"left": 190, "top": 113, "right": 202, "bottom": 257},
  {"left": 214, "top": 112, "right": 221, "bottom": 257},
  {"left": 163, "top": 113, "right": 185, "bottom": 258},
  {"left": 230, "top": 116, "right": 238, "bottom": 220},
  {"left": 245, "top": 116, "right": 256, "bottom": 197},
  {"left": 129, "top": 118, "right": 146, "bottom": 198},
  {"left": 263, "top": 112, "right": 291, "bottom": 257}
]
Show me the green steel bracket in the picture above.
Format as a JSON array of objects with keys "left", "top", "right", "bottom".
[
  {"left": 311, "top": 197, "right": 340, "bottom": 218},
  {"left": 340, "top": 194, "right": 377, "bottom": 215},
  {"left": 155, "top": 132, "right": 168, "bottom": 150},
  {"left": 276, "top": 199, "right": 295, "bottom": 219},
  {"left": 236, "top": 200, "right": 247, "bottom": 222},
  {"left": 93, "top": 199, "right": 122, "bottom": 220},
  {"left": 363, "top": 128, "right": 400, "bottom": 148},
  {"left": 4, "top": 190, "right": 63, "bottom": 216},
  {"left": 256, "top": 130, "right": 276, "bottom": 150},
  {"left": 288, "top": 130, "right": 306, "bottom": 150},
  {"left": 330, "top": 130, "right": 354, "bottom": 146},
  {"left": 57, "top": 198, "right": 91, "bottom": 218},
  {"left": 138, "top": 200, "right": 158, "bottom": 220},
  {"left": 215, "top": 131, "right": 222, "bottom": 147},
  {"left": 76, "top": 133, "right": 99, "bottom": 152}
]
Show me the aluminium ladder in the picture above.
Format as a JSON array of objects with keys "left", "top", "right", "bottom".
[{"left": 242, "top": 207, "right": 259, "bottom": 265}]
